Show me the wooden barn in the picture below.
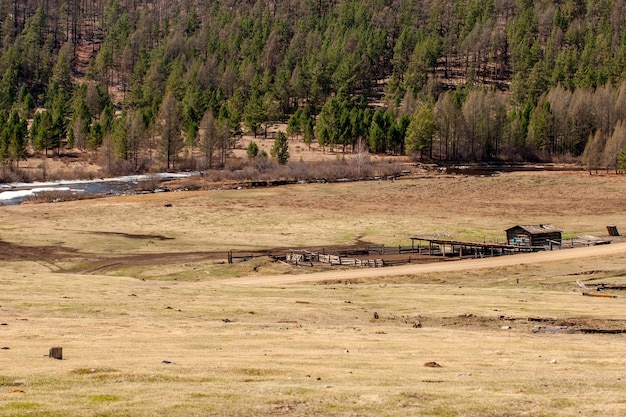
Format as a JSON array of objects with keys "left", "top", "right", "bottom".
[{"left": 506, "top": 225, "right": 562, "bottom": 249}]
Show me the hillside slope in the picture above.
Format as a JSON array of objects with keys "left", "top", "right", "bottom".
[{"left": 0, "top": 0, "right": 625, "bottom": 175}]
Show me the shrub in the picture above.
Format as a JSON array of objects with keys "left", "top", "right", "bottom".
[{"left": 246, "top": 141, "right": 259, "bottom": 158}]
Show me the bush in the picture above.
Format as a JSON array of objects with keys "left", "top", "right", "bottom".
[{"left": 247, "top": 141, "right": 259, "bottom": 158}]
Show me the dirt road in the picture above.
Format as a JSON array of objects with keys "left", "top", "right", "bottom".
[{"left": 222, "top": 242, "right": 626, "bottom": 285}]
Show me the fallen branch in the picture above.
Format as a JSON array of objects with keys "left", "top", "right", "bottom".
[{"left": 582, "top": 292, "right": 618, "bottom": 298}]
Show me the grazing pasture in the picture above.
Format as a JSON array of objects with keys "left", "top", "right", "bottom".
[{"left": 1, "top": 170, "right": 626, "bottom": 416}]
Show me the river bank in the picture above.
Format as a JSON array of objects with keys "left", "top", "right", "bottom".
[{"left": 0, "top": 172, "right": 200, "bottom": 205}]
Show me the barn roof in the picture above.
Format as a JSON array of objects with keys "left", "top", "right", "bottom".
[{"left": 506, "top": 225, "right": 562, "bottom": 234}]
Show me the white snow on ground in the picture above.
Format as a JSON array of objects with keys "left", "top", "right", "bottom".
[
  {"left": 0, "top": 172, "right": 200, "bottom": 204},
  {"left": 0, "top": 187, "right": 75, "bottom": 201}
]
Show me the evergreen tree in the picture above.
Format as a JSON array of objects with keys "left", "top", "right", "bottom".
[
  {"left": 0, "top": 111, "right": 8, "bottom": 163},
  {"left": 31, "top": 111, "right": 55, "bottom": 155},
  {"left": 89, "top": 121, "right": 104, "bottom": 151},
  {"left": 619, "top": 144, "right": 626, "bottom": 173},
  {"left": 246, "top": 141, "right": 259, "bottom": 159},
  {"left": 368, "top": 122, "right": 386, "bottom": 154},
  {"left": 199, "top": 109, "right": 217, "bottom": 169},
  {"left": 111, "top": 113, "right": 129, "bottom": 160},
  {"left": 315, "top": 90, "right": 353, "bottom": 151},
  {"left": 286, "top": 109, "right": 303, "bottom": 139},
  {"left": 405, "top": 105, "right": 435, "bottom": 158},
  {"left": 8, "top": 110, "right": 28, "bottom": 166},
  {"left": 271, "top": 131, "right": 289, "bottom": 164},
  {"left": 303, "top": 117, "right": 315, "bottom": 150},
  {"left": 243, "top": 90, "right": 264, "bottom": 138},
  {"left": 262, "top": 92, "right": 281, "bottom": 138},
  {"left": 128, "top": 110, "right": 146, "bottom": 168}
]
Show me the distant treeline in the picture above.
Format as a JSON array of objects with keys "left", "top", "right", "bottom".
[{"left": 0, "top": 0, "right": 625, "bottom": 172}]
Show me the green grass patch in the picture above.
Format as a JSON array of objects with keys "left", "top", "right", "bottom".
[
  {"left": 86, "top": 394, "right": 120, "bottom": 404},
  {"left": 4, "top": 401, "right": 40, "bottom": 411}
]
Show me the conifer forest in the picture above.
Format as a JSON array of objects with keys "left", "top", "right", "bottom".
[{"left": 1, "top": 0, "right": 625, "bottom": 174}]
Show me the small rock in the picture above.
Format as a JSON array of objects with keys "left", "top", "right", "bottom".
[
  {"left": 1, "top": 323, "right": 8, "bottom": 326},
  {"left": 1, "top": 346, "right": 10, "bottom": 350},
  {"left": 162, "top": 360, "right": 174, "bottom": 364},
  {"left": 457, "top": 372, "right": 472, "bottom": 377},
  {"left": 549, "top": 358, "right": 557, "bottom": 364},
  {"left": 501, "top": 325, "right": 512, "bottom": 330},
  {"left": 373, "top": 312, "right": 379, "bottom": 319},
  {"left": 222, "top": 318, "right": 232, "bottom": 323},
  {"left": 413, "top": 321, "right": 421, "bottom": 328}
]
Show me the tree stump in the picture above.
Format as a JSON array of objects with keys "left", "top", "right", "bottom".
[{"left": 49, "top": 347, "right": 63, "bottom": 360}]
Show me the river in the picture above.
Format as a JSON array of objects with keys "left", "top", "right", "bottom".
[{"left": 0, "top": 172, "right": 199, "bottom": 206}]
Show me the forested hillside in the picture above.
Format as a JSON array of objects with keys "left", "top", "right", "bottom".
[{"left": 0, "top": 0, "right": 625, "bottom": 176}]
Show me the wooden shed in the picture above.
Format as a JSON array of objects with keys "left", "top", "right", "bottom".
[{"left": 506, "top": 225, "right": 562, "bottom": 249}]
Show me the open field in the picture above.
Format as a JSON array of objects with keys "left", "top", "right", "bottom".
[{"left": 1, "top": 170, "right": 626, "bottom": 416}]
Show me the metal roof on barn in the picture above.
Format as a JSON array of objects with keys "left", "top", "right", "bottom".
[{"left": 506, "top": 225, "right": 562, "bottom": 234}]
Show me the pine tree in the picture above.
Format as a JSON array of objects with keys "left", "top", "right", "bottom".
[
  {"left": 0, "top": 111, "right": 8, "bottom": 163},
  {"left": 246, "top": 141, "right": 259, "bottom": 158},
  {"left": 405, "top": 105, "right": 435, "bottom": 158},
  {"left": 271, "top": 131, "right": 289, "bottom": 164},
  {"left": 199, "top": 109, "right": 217, "bottom": 169},
  {"left": 286, "top": 109, "right": 303, "bottom": 139},
  {"left": 243, "top": 90, "right": 264, "bottom": 137},
  {"left": 8, "top": 110, "right": 27, "bottom": 167},
  {"left": 111, "top": 113, "right": 129, "bottom": 160}
]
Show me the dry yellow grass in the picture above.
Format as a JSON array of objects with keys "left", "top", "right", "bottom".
[{"left": 1, "top": 170, "right": 626, "bottom": 416}]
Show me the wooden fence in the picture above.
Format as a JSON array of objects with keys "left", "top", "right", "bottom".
[
  {"left": 286, "top": 249, "right": 411, "bottom": 268},
  {"left": 228, "top": 250, "right": 255, "bottom": 264}
]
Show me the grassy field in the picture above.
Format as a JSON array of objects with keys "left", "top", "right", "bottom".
[{"left": 1, "top": 170, "right": 626, "bottom": 416}]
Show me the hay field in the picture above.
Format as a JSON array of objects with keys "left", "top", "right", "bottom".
[{"left": 1, "top": 170, "right": 626, "bottom": 416}]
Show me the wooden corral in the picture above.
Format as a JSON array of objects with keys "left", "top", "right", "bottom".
[
  {"left": 285, "top": 245, "right": 427, "bottom": 268},
  {"left": 286, "top": 249, "right": 386, "bottom": 267},
  {"left": 409, "top": 237, "right": 527, "bottom": 259},
  {"left": 505, "top": 225, "right": 562, "bottom": 249},
  {"left": 238, "top": 225, "right": 611, "bottom": 269}
]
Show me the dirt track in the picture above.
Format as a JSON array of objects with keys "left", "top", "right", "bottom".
[{"left": 222, "top": 242, "right": 626, "bottom": 285}]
